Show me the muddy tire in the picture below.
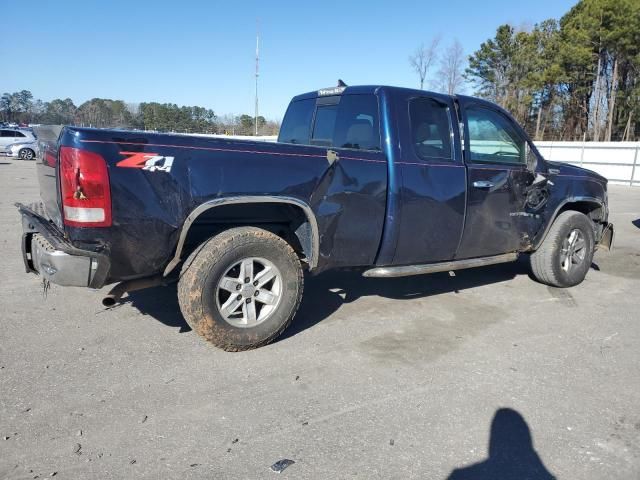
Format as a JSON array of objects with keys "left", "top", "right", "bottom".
[
  {"left": 530, "top": 210, "right": 595, "bottom": 288},
  {"left": 178, "top": 227, "right": 303, "bottom": 351}
]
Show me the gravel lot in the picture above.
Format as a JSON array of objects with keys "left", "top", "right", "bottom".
[{"left": 1, "top": 158, "right": 639, "bottom": 479}]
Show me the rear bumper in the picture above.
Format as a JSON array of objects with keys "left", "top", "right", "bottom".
[{"left": 17, "top": 203, "right": 110, "bottom": 288}]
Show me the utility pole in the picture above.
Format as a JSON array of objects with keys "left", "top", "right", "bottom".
[{"left": 254, "top": 21, "right": 259, "bottom": 136}]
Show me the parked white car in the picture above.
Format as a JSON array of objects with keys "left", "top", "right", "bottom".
[
  {"left": 3, "top": 141, "right": 38, "bottom": 160},
  {"left": 0, "top": 128, "right": 36, "bottom": 148}
]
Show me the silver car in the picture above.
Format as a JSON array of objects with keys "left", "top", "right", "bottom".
[
  {"left": 3, "top": 141, "right": 38, "bottom": 160},
  {"left": 0, "top": 128, "right": 36, "bottom": 148}
]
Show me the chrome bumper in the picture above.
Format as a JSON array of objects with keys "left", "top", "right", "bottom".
[
  {"left": 29, "top": 232, "right": 97, "bottom": 286},
  {"left": 18, "top": 203, "right": 109, "bottom": 288}
]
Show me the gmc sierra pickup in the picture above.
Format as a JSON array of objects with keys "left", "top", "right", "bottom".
[{"left": 17, "top": 85, "right": 614, "bottom": 351}]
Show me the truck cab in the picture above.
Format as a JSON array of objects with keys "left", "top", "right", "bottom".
[{"left": 277, "top": 86, "right": 610, "bottom": 275}]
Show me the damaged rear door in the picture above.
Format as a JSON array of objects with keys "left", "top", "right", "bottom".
[
  {"left": 456, "top": 99, "right": 544, "bottom": 258},
  {"left": 305, "top": 93, "right": 388, "bottom": 267}
]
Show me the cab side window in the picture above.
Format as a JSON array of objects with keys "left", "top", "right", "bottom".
[
  {"left": 409, "top": 97, "right": 453, "bottom": 161},
  {"left": 466, "top": 106, "right": 526, "bottom": 164}
]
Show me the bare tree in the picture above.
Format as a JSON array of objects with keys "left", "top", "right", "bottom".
[
  {"left": 437, "top": 40, "right": 466, "bottom": 95},
  {"left": 126, "top": 102, "right": 140, "bottom": 117},
  {"left": 409, "top": 37, "right": 440, "bottom": 90}
]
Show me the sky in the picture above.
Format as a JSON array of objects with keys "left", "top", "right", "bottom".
[{"left": 2, "top": 0, "right": 577, "bottom": 120}]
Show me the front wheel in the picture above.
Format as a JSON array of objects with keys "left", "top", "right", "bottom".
[
  {"left": 530, "top": 210, "right": 595, "bottom": 287},
  {"left": 19, "top": 148, "right": 35, "bottom": 160},
  {"left": 178, "top": 227, "right": 304, "bottom": 351}
]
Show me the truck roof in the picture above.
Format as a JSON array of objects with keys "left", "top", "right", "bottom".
[
  {"left": 291, "top": 85, "right": 498, "bottom": 110},
  {"left": 291, "top": 85, "right": 454, "bottom": 102}
]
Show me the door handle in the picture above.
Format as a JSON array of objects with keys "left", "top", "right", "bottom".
[{"left": 473, "top": 180, "right": 494, "bottom": 189}]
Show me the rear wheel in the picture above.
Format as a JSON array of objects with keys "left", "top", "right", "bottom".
[
  {"left": 178, "top": 227, "right": 304, "bottom": 351},
  {"left": 530, "top": 210, "right": 595, "bottom": 287}
]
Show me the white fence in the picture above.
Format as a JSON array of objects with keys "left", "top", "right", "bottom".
[{"left": 535, "top": 141, "right": 640, "bottom": 187}]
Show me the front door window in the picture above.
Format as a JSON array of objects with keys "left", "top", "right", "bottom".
[{"left": 466, "top": 107, "right": 526, "bottom": 165}]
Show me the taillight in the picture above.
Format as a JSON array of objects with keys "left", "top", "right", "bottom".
[{"left": 59, "top": 146, "right": 112, "bottom": 227}]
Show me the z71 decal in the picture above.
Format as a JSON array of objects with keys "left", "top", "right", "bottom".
[{"left": 116, "top": 151, "right": 174, "bottom": 173}]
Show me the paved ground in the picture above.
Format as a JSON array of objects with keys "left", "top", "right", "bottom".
[{"left": 1, "top": 158, "right": 639, "bottom": 479}]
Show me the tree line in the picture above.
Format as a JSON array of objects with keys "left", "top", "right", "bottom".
[
  {"left": 410, "top": 0, "right": 640, "bottom": 141},
  {"left": 3, "top": 0, "right": 637, "bottom": 141},
  {"left": 0, "top": 91, "right": 280, "bottom": 136}
]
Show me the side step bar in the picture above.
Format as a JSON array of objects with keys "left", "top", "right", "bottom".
[{"left": 363, "top": 252, "right": 518, "bottom": 278}]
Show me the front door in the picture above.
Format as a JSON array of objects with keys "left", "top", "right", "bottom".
[{"left": 456, "top": 100, "right": 535, "bottom": 259}]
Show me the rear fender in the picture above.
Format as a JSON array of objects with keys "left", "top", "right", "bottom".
[{"left": 163, "top": 196, "right": 319, "bottom": 276}]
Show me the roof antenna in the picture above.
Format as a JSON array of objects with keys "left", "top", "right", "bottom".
[
  {"left": 255, "top": 19, "right": 260, "bottom": 136},
  {"left": 337, "top": 79, "right": 347, "bottom": 87}
]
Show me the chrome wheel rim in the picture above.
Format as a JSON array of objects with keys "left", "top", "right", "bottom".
[
  {"left": 215, "top": 257, "right": 283, "bottom": 328},
  {"left": 19, "top": 150, "right": 26, "bottom": 159},
  {"left": 25, "top": 150, "right": 33, "bottom": 159},
  {"left": 560, "top": 228, "right": 586, "bottom": 273}
]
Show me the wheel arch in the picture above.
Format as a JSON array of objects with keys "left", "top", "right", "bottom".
[
  {"left": 533, "top": 196, "right": 606, "bottom": 250},
  {"left": 163, "top": 196, "right": 319, "bottom": 276}
]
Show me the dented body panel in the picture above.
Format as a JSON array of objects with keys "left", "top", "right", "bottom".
[
  {"left": 19, "top": 86, "right": 611, "bottom": 289},
  {"left": 30, "top": 124, "right": 389, "bottom": 283},
  {"left": 532, "top": 162, "right": 608, "bottom": 248}
]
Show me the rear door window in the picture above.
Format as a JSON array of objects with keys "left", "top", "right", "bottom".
[
  {"left": 280, "top": 94, "right": 380, "bottom": 151},
  {"left": 331, "top": 95, "right": 380, "bottom": 151},
  {"left": 409, "top": 97, "right": 453, "bottom": 161}
]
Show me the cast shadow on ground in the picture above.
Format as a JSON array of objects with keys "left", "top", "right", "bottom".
[
  {"left": 632, "top": 218, "right": 640, "bottom": 229},
  {"left": 124, "top": 258, "right": 531, "bottom": 338},
  {"left": 447, "top": 408, "right": 556, "bottom": 480},
  {"left": 125, "top": 282, "right": 191, "bottom": 332}
]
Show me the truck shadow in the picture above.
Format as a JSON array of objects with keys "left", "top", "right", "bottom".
[
  {"left": 281, "top": 258, "right": 530, "bottom": 341},
  {"left": 125, "top": 258, "right": 530, "bottom": 337},
  {"left": 446, "top": 407, "right": 556, "bottom": 479},
  {"left": 126, "top": 283, "right": 191, "bottom": 332}
]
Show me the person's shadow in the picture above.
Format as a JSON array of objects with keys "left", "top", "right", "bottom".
[{"left": 447, "top": 408, "right": 556, "bottom": 480}]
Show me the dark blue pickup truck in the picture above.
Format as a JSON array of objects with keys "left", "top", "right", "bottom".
[{"left": 18, "top": 85, "right": 614, "bottom": 351}]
